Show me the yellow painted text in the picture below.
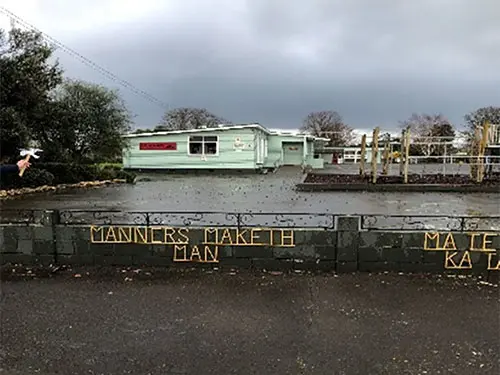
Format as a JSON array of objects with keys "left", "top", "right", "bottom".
[
  {"left": 173, "top": 244, "right": 219, "bottom": 263},
  {"left": 424, "top": 231, "right": 499, "bottom": 272}
]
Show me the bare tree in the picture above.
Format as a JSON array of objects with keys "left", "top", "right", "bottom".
[
  {"left": 399, "top": 113, "right": 455, "bottom": 157},
  {"left": 157, "top": 107, "right": 230, "bottom": 131},
  {"left": 300, "top": 111, "right": 355, "bottom": 146}
]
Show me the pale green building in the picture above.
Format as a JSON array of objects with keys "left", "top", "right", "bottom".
[{"left": 122, "top": 124, "right": 328, "bottom": 172}]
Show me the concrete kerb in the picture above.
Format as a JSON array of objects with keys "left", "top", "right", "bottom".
[{"left": 296, "top": 182, "right": 500, "bottom": 193}]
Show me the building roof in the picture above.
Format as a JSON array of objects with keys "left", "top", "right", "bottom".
[{"left": 124, "top": 123, "right": 329, "bottom": 141}]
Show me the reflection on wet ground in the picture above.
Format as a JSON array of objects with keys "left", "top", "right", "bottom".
[{"left": 1, "top": 167, "right": 498, "bottom": 216}]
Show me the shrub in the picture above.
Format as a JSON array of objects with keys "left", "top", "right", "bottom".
[
  {"left": 97, "top": 163, "right": 123, "bottom": 171},
  {"left": 96, "top": 167, "right": 116, "bottom": 181},
  {"left": 115, "top": 170, "right": 137, "bottom": 183},
  {"left": 0, "top": 168, "right": 55, "bottom": 189},
  {"left": 35, "top": 163, "right": 99, "bottom": 184},
  {"left": 0, "top": 162, "right": 135, "bottom": 190},
  {"left": 22, "top": 169, "right": 55, "bottom": 188}
]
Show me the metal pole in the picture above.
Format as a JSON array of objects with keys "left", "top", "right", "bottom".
[
  {"left": 399, "top": 129, "right": 405, "bottom": 176},
  {"left": 404, "top": 128, "right": 411, "bottom": 183}
]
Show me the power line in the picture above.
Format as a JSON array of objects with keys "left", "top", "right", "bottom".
[{"left": 0, "top": 6, "right": 170, "bottom": 111}]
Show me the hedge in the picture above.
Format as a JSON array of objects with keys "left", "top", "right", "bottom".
[{"left": 0, "top": 163, "right": 136, "bottom": 189}]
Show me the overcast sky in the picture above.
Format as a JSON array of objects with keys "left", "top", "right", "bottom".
[{"left": 1, "top": 0, "right": 499, "bottom": 131}]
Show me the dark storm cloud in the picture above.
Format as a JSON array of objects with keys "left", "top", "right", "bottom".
[{"left": 49, "top": 0, "right": 499, "bottom": 129}]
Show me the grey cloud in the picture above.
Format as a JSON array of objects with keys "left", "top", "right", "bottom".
[{"left": 45, "top": 0, "right": 499, "bottom": 129}]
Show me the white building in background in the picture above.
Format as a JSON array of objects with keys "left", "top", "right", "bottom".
[
  {"left": 318, "top": 146, "right": 383, "bottom": 164},
  {"left": 351, "top": 129, "right": 400, "bottom": 145}
]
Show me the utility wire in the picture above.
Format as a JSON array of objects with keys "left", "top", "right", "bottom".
[{"left": 0, "top": 6, "right": 170, "bottom": 111}]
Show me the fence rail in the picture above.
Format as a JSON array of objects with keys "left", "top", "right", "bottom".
[
  {"left": 0, "top": 209, "right": 55, "bottom": 225},
  {"left": 360, "top": 214, "right": 500, "bottom": 231},
  {"left": 1, "top": 209, "right": 499, "bottom": 231},
  {"left": 58, "top": 210, "right": 337, "bottom": 228}
]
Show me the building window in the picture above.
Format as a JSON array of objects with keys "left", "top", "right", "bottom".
[{"left": 188, "top": 135, "right": 218, "bottom": 155}]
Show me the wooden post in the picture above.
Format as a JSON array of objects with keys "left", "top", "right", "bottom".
[
  {"left": 382, "top": 141, "right": 390, "bottom": 175},
  {"left": 359, "top": 134, "right": 367, "bottom": 176},
  {"left": 403, "top": 127, "right": 411, "bottom": 183},
  {"left": 477, "top": 121, "right": 490, "bottom": 183},
  {"left": 399, "top": 129, "right": 406, "bottom": 176},
  {"left": 371, "top": 127, "right": 380, "bottom": 183},
  {"left": 470, "top": 126, "right": 481, "bottom": 179},
  {"left": 442, "top": 143, "right": 447, "bottom": 175},
  {"left": 388, "top": 143, "right": 394, "bottom": 167}
]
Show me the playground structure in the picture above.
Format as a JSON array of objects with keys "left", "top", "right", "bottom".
[
  {"left": 353, "top": 122, "right": 500, "bottom": 184},
  {"left": 470, "top": 122, "right": 500, "bottom": 182},
  {"left": 309, "top": 122, "right": 499, "bottom": 186}
]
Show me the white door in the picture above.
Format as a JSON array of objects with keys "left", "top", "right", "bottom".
[{"left": 283, "top": 143, "right": 304, "bottom": 165}]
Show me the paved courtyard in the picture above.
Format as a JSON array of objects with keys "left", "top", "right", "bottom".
[
  {"left": 1, "top": 166, "right": 499, "bottom": 216},
  {"left": 0, "top": 268, "right": 498, "bottom": 375}
]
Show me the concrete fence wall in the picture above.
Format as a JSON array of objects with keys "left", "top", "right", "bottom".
[{"left": 1, "top": 210, "right": 499, "bottom": 277}]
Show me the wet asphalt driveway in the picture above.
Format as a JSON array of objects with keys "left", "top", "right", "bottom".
[
  {"left": 0, "top": 269, "right": 498, "bottom": 375},
  {"left": 1, "top": 166, "right": 499, "bottom": 216}
]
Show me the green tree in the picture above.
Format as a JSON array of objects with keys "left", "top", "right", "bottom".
[
  {"left": 464, "top": 106, "right": 500, "bottom": 130},
  {"left": 463, "top": 106, "right": 500, "bottom": 143},
  {"left": 158, "top": 107, "right": 229, "bottom": 131},
  {"left": 37, "top": 79, "right": 132, "bottom": 163},
  {"left": 132, "top": 128, "right": 153, "bottom": 134},
  {"left": 0, "top": 27, "right": 62, "bottom": 160},
  {"left": 300, "top": 111, "right": 355, "bottom": 146}
]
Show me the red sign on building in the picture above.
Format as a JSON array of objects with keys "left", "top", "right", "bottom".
[{"left": 139, "top": 142, "right": 177, "bottom": 151}]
